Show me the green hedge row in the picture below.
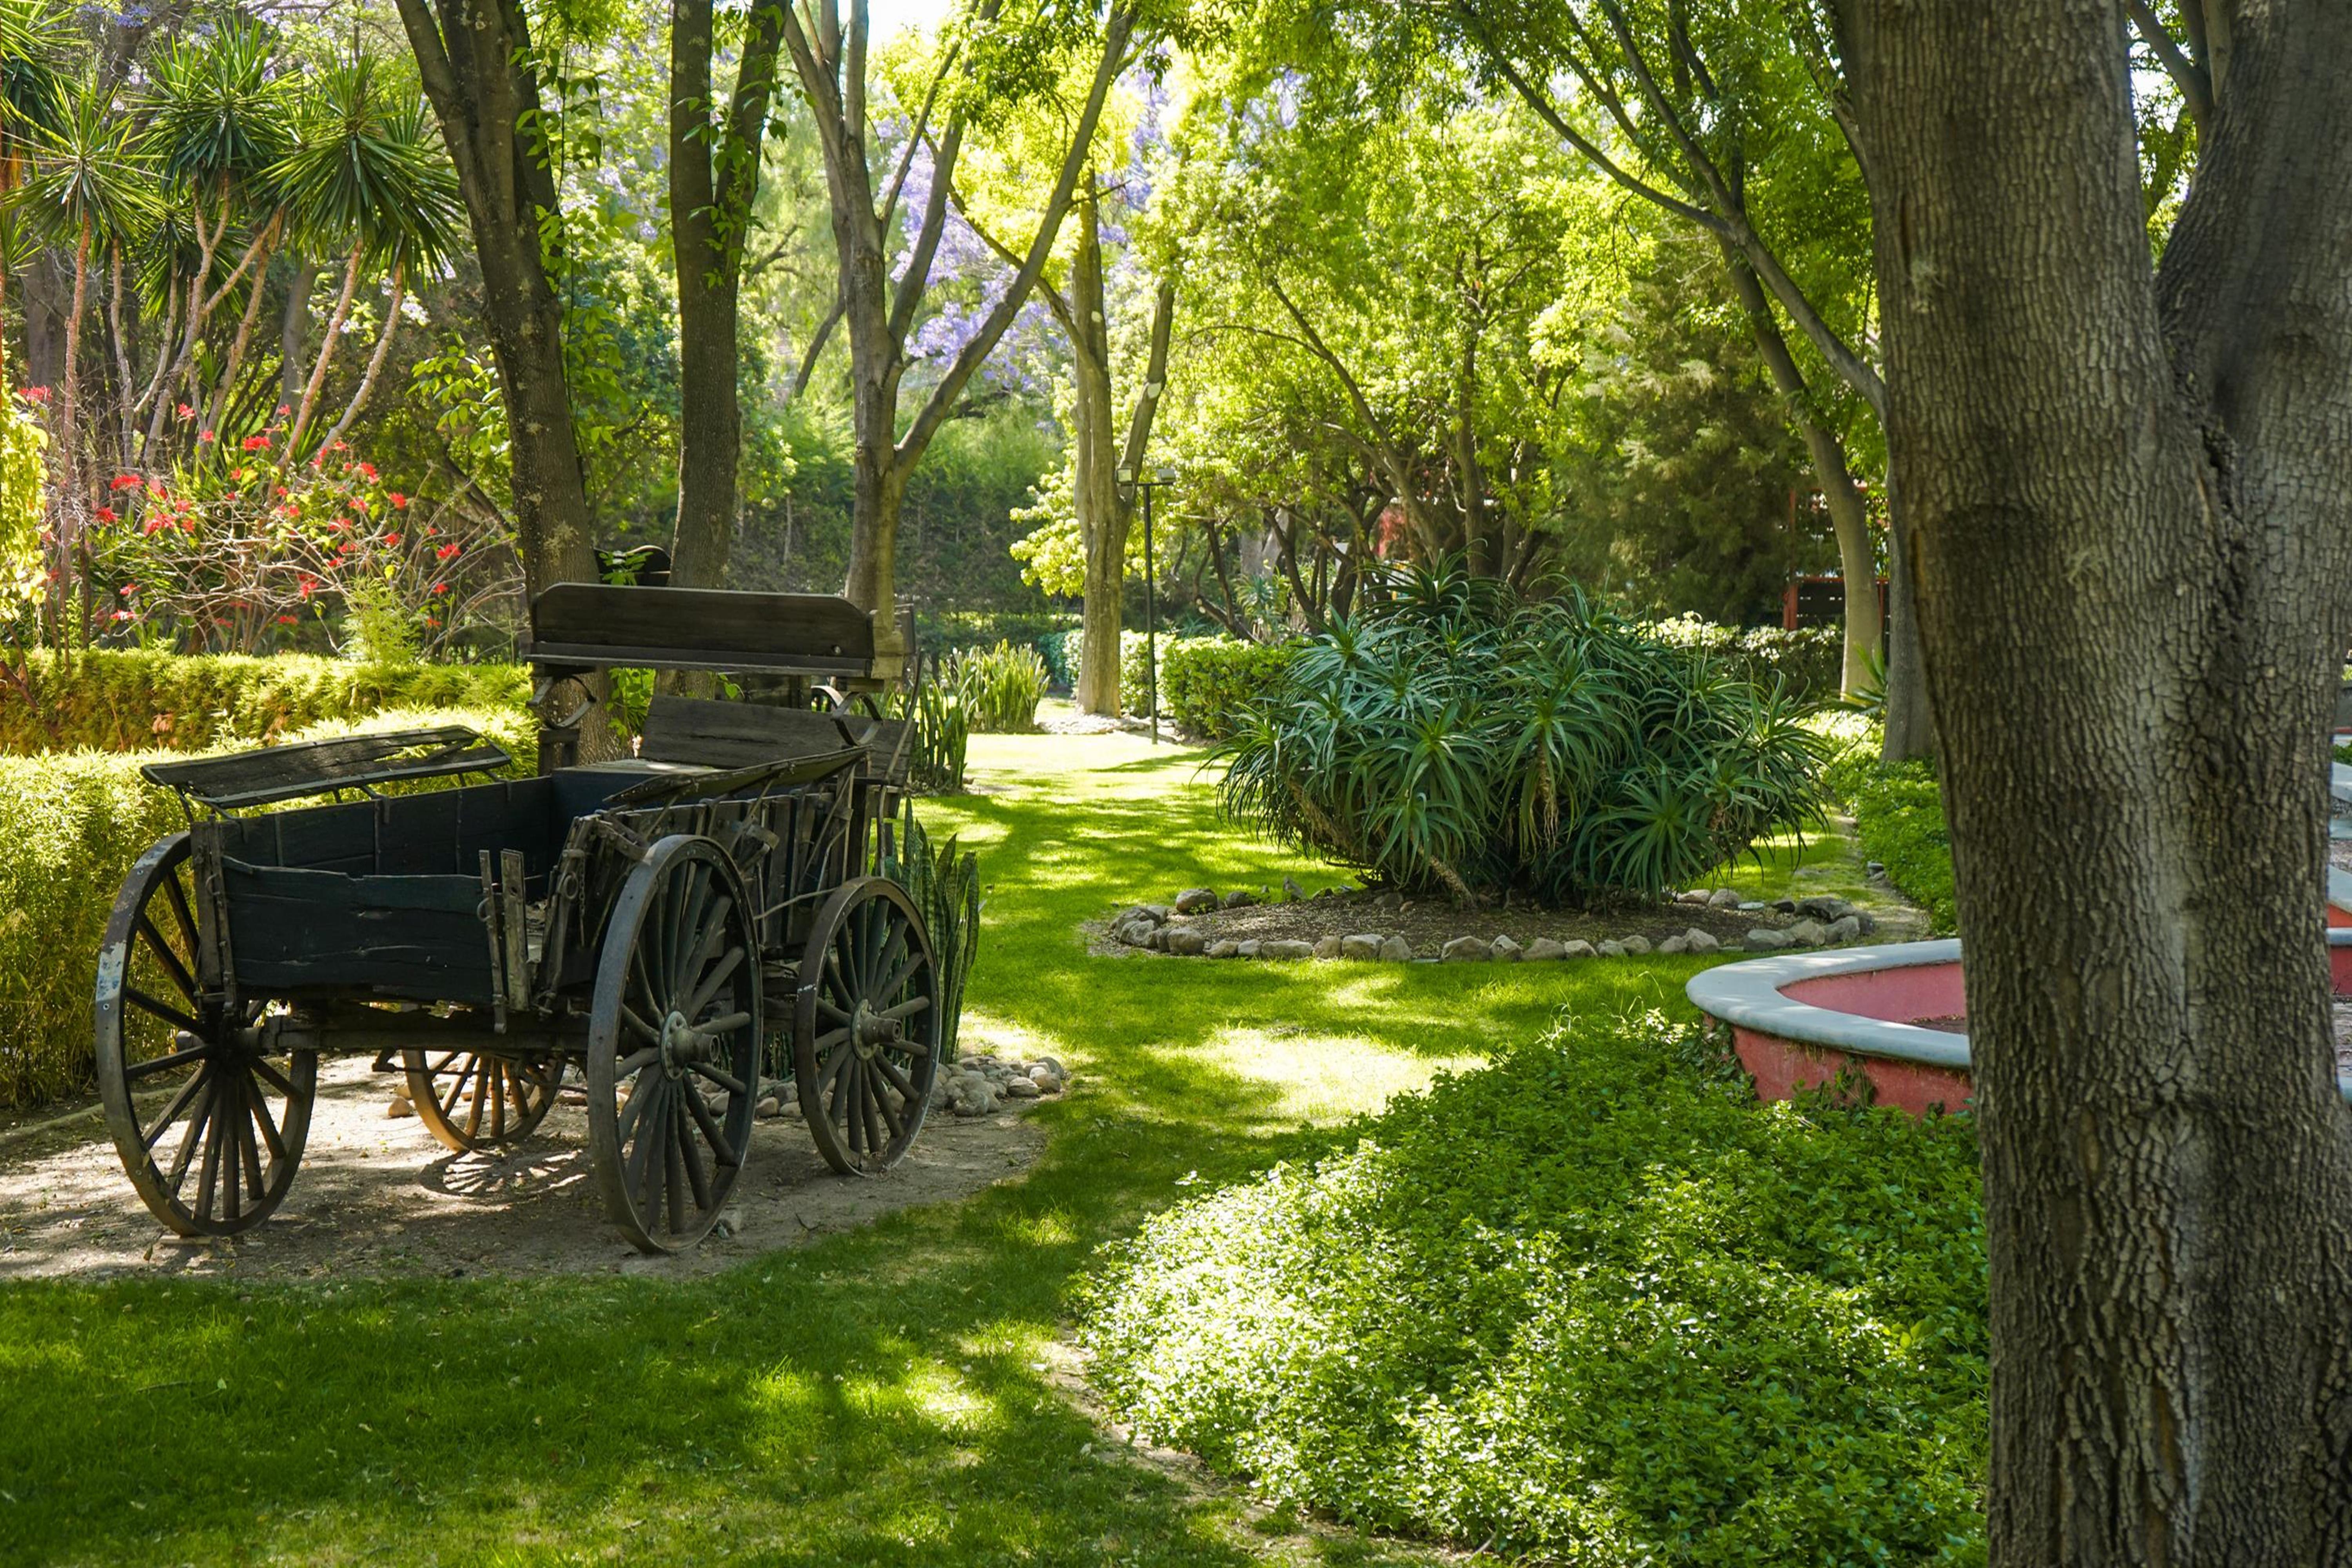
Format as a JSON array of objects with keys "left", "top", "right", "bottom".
[
  {"left": 1159, "top": 637, "right": 1294, "bottom": 740},
  {"left": 1646, "top": 617, "right": 1846, "bottom": 702},
  {"left": 1081, "top": 1010, "right": 1989, "bottom": 1564},
  {"left": 0, "top": 707, "right": 536, "bottom": 1111},
  {"left": 1850, "top": 760, "right": 1959, "bottom": 935},
  {"left": 0, "top": 649, "right": 530, "bottom": 755}
]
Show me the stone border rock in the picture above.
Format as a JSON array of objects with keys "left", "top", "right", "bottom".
[{"left": 1109, "top": 886, "right": 1883, "bottom": 964}]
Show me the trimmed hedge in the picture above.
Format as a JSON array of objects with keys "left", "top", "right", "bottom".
[
  {"left": 1081, "top": 1011, "right": 1989, "bottom": 1565},
  {"left": 0, "top": 706, "right": 535, "bottom": 1111},
  {"left": 1159, "top": 637, "right": 1294, "bottom": 740},
  {"left": 1646, "top": 617, "right": 1846, "bottom": 702},
  {"left": 1851, "top": 760, "right": 1959, "bottom": 935},
  {"left": 0, "top": 649, "right": 529, "bottom": 755}
]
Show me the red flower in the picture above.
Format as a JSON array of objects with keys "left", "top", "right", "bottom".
[
  {"left": 110, "top": 609, "right": 132, "bottom": 622},
  {"left": 110, "top": 474, "right": 142, "bottom": 492},
  {"left": 384, "top": 533, "right": 401, "bottom": 547},
  {"left": 198, "top": 429, "right": 216, "bottom": 443},
  {"left": 94, "top": 506, "right": 116, "bottom": 524},
  {"left": 389, "top": 492, "right": 408, "bottom": 509},
  {"left": 17, "top": 385, "right": 49, "bottom": 403},
  {"left": 142, "top": 517, "right": 166, "bottom": 536},
  {"left": 175, "top": 401, "right": 192, "bottom": 419},
  {"left": 120, "top": 582, "right": 138, "bottom": 596},
  {"left": 431, "top": 582, "right": 448, "bottom": 595},
  {"left": 241, "top": 434, "right": 271, "bottom": 452},
  {"left": 434, "top": 542, "right": 461, "bottom": 561},
  {"left": 298, "top": 576, "right": 318, "bottom": 600},
  {"left": 358, "top": 461, "right": 377, "bottom": 481},
  {"left": 275, "top": 404, "right": 290, "bottom": 418}
]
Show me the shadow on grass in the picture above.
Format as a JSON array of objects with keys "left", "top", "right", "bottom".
[{"left": 0, "top": 733, "right": 1699, "bottom": 1566}]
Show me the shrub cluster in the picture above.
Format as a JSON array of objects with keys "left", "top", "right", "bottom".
[
  {"left": 1850, "top": 760, "right": 1959, "bottom": 935},
  {"left": 1219, "top": 567, "right": 1829, "bottom": 904},
  {"left": 1646, "top": 615, "right": 1847, "bottom": 702},
  {"left": 943, "top": 640, "right": 1049, "bottom": 733},
  {"left": 918, "top": 610, "right": 1079, "bottom": 688},
  {"left": 0, "top": 707, "right": 535, "bottom": 1111},
  {"left": 0, "top": 648, "right": 528, "bottom": 755},
  {"left": 1081, "top": 1011, "right": 1989, "bottom": 1565},
  {"left": 1158, "top": 637, "right": 1294, "bottom": 740}
]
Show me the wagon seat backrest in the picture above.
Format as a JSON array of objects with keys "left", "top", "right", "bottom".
[
  {"left": 638, "top": 695, "right": 910, "bottom": 784},
  {"left": 525, "top": 584, "right": 877, "bottom": 681}
]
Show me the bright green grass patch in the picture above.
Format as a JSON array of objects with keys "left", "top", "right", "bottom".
[
  {"left": 1082, "top": 1014, "right": 1989, "bottom": 1566},
  {"left": 0, "top": 731, "right": 1712, "bottom": 1566}
]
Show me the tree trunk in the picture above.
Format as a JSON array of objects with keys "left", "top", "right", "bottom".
[
  {"left": 289, "top": 244, "right": 362, "bottom": 458},
  {"left": 1838, "top": 0, "right": 2352, "bottom": 1561},
  {"left": 1066, "top": 182, "right": 1127, "bottom": 716},
  {"left": 207, "top": 227, "right": 280, "bottom": 439},
  {"left": 665, "top": 0, "right": 786, "bottom": 593},
  {"left": 317, "top": 262, "right": 406, "bottom": 456},
  {"left": 1877, "top": 480, "right": 1935, "bottom": 760},
  {"left": 278, "top": 258, "right": 318, "bottom": 415}
]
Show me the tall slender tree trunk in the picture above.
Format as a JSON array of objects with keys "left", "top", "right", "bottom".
[
  {"left": 207, "top": 230, "right": 279, "bottom": 437},
  {"left": 1718, "top": 245, "right": 1881, "bottom": 695},
  {"left": 289, "top": 244, "right": 362, "bottom": 458},
  {"left": 1066, "top": 183, "right": 1127, "bottom": 716},
  {"left": 665, "top": 0, "right": 787, "bottom": 592},
  {"left": 278, "top": 258, "right": 318, "bottom": 414},
  {"left": 1839, "top": 0, "right": 2352, "bottom": 1561},
  {"left": 317, "top": 263, "right": 405, "bottom": 456}
]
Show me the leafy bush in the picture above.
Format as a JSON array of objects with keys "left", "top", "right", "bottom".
[
  {"left": 0, "top": 648, "right": 528, "bottom": 755},
  {"left": 1645, "top": 616, "right": 1848, "bottom": 702},
  {"left": 1081, "top": 1011, "right": 1989, "bottom": 1566},
  {"left": 0, "top": 706, "right": 535, "bottom": 1111},
  {"left": 1158, "top": 637, "right": 1294, "bottom": 740},
  {"left": 1851, "top": 761, "right": 1960, "bottom": 935},
  {"left": 945, "top": 640, "right": 1049, "bottom": 733},
  {"left": 917, "top": 610, "right": 1078, "bottom": 689},
  {"left": 1219, "top": 565, "right": 1830, "bottom": 904},
  {"left": 897, "top": 674, "right": 971, "bottom": 793}
]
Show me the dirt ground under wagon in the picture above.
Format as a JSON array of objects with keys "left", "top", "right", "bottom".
[{"left": 0, "top": 1037, "right": 1047, "bottom": 1285}]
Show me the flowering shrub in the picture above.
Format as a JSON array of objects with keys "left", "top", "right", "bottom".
[{"left": 83, "top": 419, "right": 518, "bottom": 656}]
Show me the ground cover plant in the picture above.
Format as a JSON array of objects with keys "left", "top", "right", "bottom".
[
  {"left": 1847, "top": 762, "right": 1958, "bottom": 936},
  {"left": 1083, "top": 1013, "right": 1989, "bottom": 1564},
  {"left": 1218, "top": 563, "right": 1829, "bottom": 904},
  {"left": 0, "top": 731, "right": 1720, "bottom": 1566}
]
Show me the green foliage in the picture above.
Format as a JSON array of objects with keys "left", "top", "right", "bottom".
[
  {"left": 1081, "top": 1011, "right": 1989, "bottom": 1565},
  {"left": 0, "top": 648, "right": 527, "bottom": 753},
  {"left": 1157, "top": 636, "right": 1294, "bottom": 740},
  {"left": 944, "top": 640, "right": 1049, "bottom": 733},
  {"left": 1219, "top": 563, "right": 1831, "bottom": 904},
  {"left": 900, "top": 673, "right": 971, "bottom": 794},
  {"left": 1849, "top": 760, "right": 1960, "bottom": 935},
  {"left": 0, "top": 374, "right": 46, "bottom": 639},
  {"left": 0, "top": 705, "right": 534, "bottom": 1109},
  {"left": 1645, "top": 615, "right": 1846, "bottom": 702},
  {"left": 884, "top": 800, "right": 983, "bottom": 1065}
]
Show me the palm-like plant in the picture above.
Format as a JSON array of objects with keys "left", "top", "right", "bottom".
[
  {"left": 1216, "top": 559, "right": 1834, "bottom": 905},
  {"left": 0, "top": 0, "right": 70, "bottom": 357},
  {"left": 270, "top": 55, "right": 459, "bottom": 458}
]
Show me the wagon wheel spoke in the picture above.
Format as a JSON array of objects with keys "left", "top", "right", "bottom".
[
  {"left": 623, "top": 1079, "right": 667, "bottom": 1210},
  {"left": 142, "top": 1069, "right": 210, "bottom": 1151},
  {"left": 247, "top": 1053, "right": 297, "bottom": 1101},
  {"left": 664, "top": 1103, "right": 690, "bottom": 1234},
  {"left": 877, "top": 994, "right": 932, "bottom": 1023},
  {"left": 873, "top": 1054, "right": 919, "bottom": 1105},
  {"left": 675, "top": 1095, "right": 714, "bottom": 1210},
  {"left": 683, "top": 944, "right": 746, "bottom": 1023},
  {"left": 124, "top": 987, "right": 203, "bottom": 1035},
  {"left": 622, "top": 1004, "right": 662, "bottom": 1048},
  {"left": 196, "top": 1079, "right": 227, "bottom": 1222},
  {"left": 249, "top": 1083, "right": 288, "bottom": 1166},
  {"left": 617, "top": 1071, "right": 659, "bottom": 1146},
  {"left": 870, "top": 1071, "right": 904, "bottom": 1141},
  {"left": 164, "top": 1074, "right": 218, "bottom": 1196},
  {"left": 135, "top": 915, "right": 199, "bottom": 1001},
  {"left": 461, "top": 1056, "right": 491, "bottom": 1140},
  {"left": 690, "top": 1060, "right": 747, "bottom": 1097},
  {"left": 158, "top": 866, "right": 200, "bottom": 955},
  {"left": 124, "top": 1043, "right": 209, "bottom": 1081},
  {"left": 681, "top": 1078, "right": 739, "bottom": 1169}
]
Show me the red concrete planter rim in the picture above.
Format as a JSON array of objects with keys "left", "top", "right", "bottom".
[{"left": 1686, "top": 940, "right": 1971, "bottom": 1069}]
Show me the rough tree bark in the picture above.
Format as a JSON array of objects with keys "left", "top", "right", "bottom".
[
  {"left": 777, "top": 0, "right": 1135, "bottom": 669},
  {"left": 1837, "top": 0, "right": 2352, "bottom": 1560},
  {"left": 392, "top": 0, "right": 597, "bottom": 601},
  {"left": 666, "top": 0, "right": 788, "bottom": 591}
]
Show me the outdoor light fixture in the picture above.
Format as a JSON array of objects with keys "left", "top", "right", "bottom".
[{"left": 1116, "top": 464, "right": 1178, "bottom": 743}]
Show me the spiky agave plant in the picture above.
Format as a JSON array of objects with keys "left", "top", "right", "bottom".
[
  {"left": 1216, "top": 559, "right": 1831, "bottom": 905},
  {"left": 887, "top": 800, "right": 982, "bottom": 1064}
]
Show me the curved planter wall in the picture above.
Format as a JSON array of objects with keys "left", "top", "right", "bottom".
[{"left": 1690, "top": 932, "right": 2352, "bottom": 1118}]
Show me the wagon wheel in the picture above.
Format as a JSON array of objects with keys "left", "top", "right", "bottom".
[
  {"left": 403, "top": 1050, "right": 561, "bottom": 1153},
  {"left": 794, "top": 876, "right": 939, "bottom": 1175},
  {"left": 586, "top": 835, "right": 762, "bottom": 1253},
  {"left": 95, "top": 834, "right": 317, "bottom": 1237}
]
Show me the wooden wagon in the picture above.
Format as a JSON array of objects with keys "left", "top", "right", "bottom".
[{"left": 92, "top": 586, "right": 942, "bottom": 1253}]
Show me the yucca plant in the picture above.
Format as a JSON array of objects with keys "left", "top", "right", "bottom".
[
  {"left": 1216, "top": 560, "right": 1832, "bottom": 905},
  {"left": 946, "top": 639, "right": 1049, "bottom": 733},
  {"left": 886, "top": 800, "right": 982, "bottom": 1064}
]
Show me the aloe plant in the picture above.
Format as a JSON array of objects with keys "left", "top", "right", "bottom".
[
  {"left": 1216, "top": 559, "right": 1830, "bottom": 904},
  {"left": 886, "top": 800, "right": 981, "bottom": 1064},
  {"left": 944, "top": 640, "right": 1049, "bottom": 733}
]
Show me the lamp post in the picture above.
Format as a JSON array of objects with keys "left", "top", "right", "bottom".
[{"left": 1115, "top": 463, "right": 1177, "bottom": 743}]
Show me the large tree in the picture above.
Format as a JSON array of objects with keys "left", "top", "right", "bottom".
[
  {"left": 773, "top": 0, "right": 1141, "bottom": 665},
  {"left": 1838, "top": 0, "right": 2352, "bottom": 1559}
]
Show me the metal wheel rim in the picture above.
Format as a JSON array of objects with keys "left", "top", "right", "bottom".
[
  {"left": 404, "top": 1050, "right": 561, "bottom": 1153},
  {"left": 585, "top": 835, "right": 762, "bottom": 1254},
  {"left": 793, "top": 876, "right": 939, "bottom": 1176},
  {"left": 95, "top": 833, "right": 316, "bottom": 1237}
]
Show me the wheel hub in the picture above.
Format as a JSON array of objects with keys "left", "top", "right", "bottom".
[
  {"left": 851, "top": 1003, "right": 899, "bottom": 1060},
  {"left": 659, "top": 1009, "right": 707, "bottom": 1078}
]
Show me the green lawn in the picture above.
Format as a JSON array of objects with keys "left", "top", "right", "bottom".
[{"left": 0, "top": 732, "right": 1773, "bottom": 1566}]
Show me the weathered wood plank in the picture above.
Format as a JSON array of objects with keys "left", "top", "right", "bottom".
[{"left": 526, "top": 585, "right": 875, "bottom": 676}]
